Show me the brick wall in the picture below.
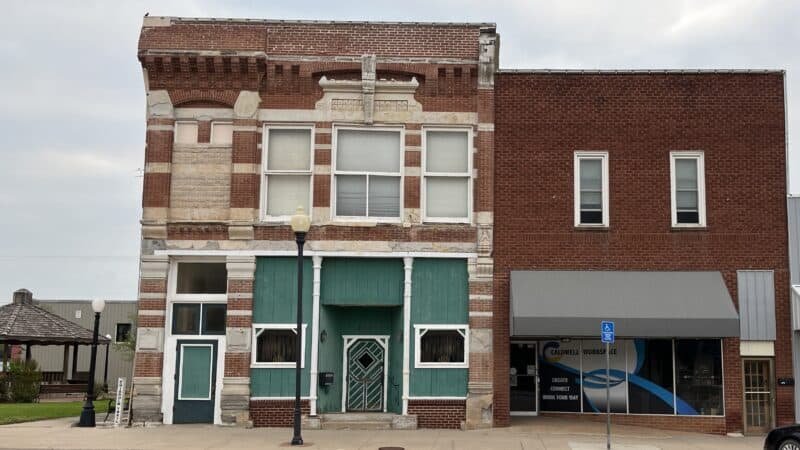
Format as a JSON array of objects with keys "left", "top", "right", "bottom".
[
  {"left": 493, "top": 72, "right": 788, "bottom": 432},
  {"left": 408, "top": 400, "right": 466, "bottom": 429},
  {"left": 540, "top": 412, "right": 727, "bottom": 435},
  {"left": 140, "top": 19, "right": 486, "bottom": 59},
  {"left": 250, "top": 400, "right": 310, "bottom": 427}
]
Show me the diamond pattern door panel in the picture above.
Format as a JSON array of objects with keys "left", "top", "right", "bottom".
[{"left": 346, "top": 339, "right": 385, "bottom": 412}]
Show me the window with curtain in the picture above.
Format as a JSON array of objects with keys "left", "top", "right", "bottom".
[
  {"left": 424, "top": 130, "right": 471, "bottom": 221},
  {"left": 671, "top": 152, "right": 705, "bottom": 226},
  {"left": 574, "top": 152, "right": 608, "bottom": 226},
  {"left": 334, "top": 128, "right": 402, "bottom": 218},
  {"left": 174, "top": 121, "right": 198, "bottom": 144},
  {"left": 415, "top": 326, "right": 468, "bottom": 367},
  {"left": 263, "top": 127, "right": 313, "bottom": 218},
  {"left": 252, "top": 325, "right": 306, "bottom": 367}
]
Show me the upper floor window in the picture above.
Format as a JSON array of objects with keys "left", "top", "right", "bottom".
[
  {"left": 211, "top": 122, "right": 233, "bottom": 145},
  {"left": 670, "top": 151, "right": 706, "bottom": 227},
  {"left": 262, "top": 126, "right": 313, "bottom": 219},
  {"left": 423, "top": 129, "right": 472, "bottom": 222},
  {"left": 174, "top": 121, "right": 198, "bottom": 144},
  {"left": 574, "top": 152, "right": 609, "bottom": 227},
  {"left": 334, "top": 128, "right": 402, "bottom": 220}
]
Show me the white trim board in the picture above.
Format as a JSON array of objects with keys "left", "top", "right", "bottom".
[{"left": 156, "top": 250, "right": 478, "bottom": 259}]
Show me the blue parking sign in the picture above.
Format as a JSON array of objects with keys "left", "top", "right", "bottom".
[{"left": 601, "top": 321, "right": 615, "bottom": 343}]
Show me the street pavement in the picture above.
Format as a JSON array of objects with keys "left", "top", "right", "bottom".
[{"left": 0, "top": 416, "right": 766, "bottom": 449}]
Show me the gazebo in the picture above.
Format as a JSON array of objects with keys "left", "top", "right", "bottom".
[{"left": 0, "top": 289, "right": 110, "bottom": 390}]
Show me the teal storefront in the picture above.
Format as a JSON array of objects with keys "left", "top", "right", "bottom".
[{"left": 250, "top": 256, "right": 468, "bottom": 416}]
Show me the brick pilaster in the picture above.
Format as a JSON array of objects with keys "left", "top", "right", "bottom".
[
  {"left": 132, "top": 254, "right": 169, "bottom": 424},
  {"left": 221, "top": 255, "right": 256, "bottom": 426}
]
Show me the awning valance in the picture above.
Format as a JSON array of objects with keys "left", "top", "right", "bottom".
[{"left": 510, "top": 271, "right": 739, "bottom": 338}]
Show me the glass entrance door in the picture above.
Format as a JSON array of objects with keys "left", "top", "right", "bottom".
[
  {"left": 743, "top": 358, "right": 774, "bottom": 434},
  {"left": 510, "top": 341, "right": 538, "bottom": 414}
]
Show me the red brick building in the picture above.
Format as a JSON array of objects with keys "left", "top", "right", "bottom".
[
  {"left": 494, "top": 71, "right": 789, "bottom": 434},
  {"left": 131, "top": 16, "right": 789, "bottom": 434},
  {"left": 134, "top": 17, "right": 497, "bottom": 429}
]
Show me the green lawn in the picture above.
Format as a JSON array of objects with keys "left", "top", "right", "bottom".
[{"left": 0, "top": 400, "right": 110, "bottom": 425}]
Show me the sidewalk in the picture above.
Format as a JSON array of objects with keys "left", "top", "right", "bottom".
[{"left": 0, "top": 416, "right": 765, "bottom": 449}]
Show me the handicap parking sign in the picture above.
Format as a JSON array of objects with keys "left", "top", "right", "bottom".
[{"left": 601, "top": 321, "right": 615, "bottom": 343}]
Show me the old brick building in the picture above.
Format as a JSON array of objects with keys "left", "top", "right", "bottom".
[
  {"left": 133, "top": 17, "right": 496, "bottom": 429},
  {"left": 131, "top": 16, "right": 789, "bottom": 434}
]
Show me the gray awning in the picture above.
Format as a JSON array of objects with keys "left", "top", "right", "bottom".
[{"left": 510, "top": 271, "right": 740, "bottom": 338}]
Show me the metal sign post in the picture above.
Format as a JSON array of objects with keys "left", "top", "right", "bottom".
[
  {"left": 113, "top": 377, "right": 126, "bottom": 427},
  {"left": 601, "top": 321, "right": 615, "bottom": 450}
]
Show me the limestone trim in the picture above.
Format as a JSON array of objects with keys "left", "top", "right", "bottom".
[
  {"left": 140, "top": 255, "right": 169, "bottom": 279},
  {"left": 226, "top": 255, "right": 256, "bottom": 280}
]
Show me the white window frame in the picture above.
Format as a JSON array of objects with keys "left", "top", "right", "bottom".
[
  {"left": 210, "top": 121, "right": 233, "bottom": 145},
  {"left": 414, "top": 324, "right": 469, "bottom": 369},
  {"left": 573, "top": 151, "right": 610, "bottom": 227},
  {"left": 421, "top": 127, "right": 473, "bottom": 224},
  {"left": 168, "top": 258, "right": 228, "bottom": 303},
  {"left": 260, "top": 124, "right": 315, "bottom": 222},
  {"left": 174, "top": 120, "right": 199, "bottom": 145},
  {"left": 251, "top": 323, "right": 308, "bottom": 368},
  {"left": 331, "top": 125, "right": 404, "bottom": 223},
  {"left": 670, "top": 151, "right": 706, "bottom": 228}
]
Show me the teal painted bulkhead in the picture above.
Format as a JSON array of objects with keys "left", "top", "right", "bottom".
[
  {"left": 250, "top": 257, "right": 469, "bottom": 403},
  {"left": 251, "top": 257, "right": 313, "bottom": 397},
  {"left": 409, "top": 258, "right": 469, "bottom": 397},
  {"left": 321, "top": 258, "right": 404, "bottom": 306}
]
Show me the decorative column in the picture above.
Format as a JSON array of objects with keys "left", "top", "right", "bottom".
[
  {"left": 222, "top": 255, "right": 256, "bottom": 426},
  {"left": 141, "top": 89, "right": 174, "bottom": 241},
  {"left": 229, "top": 90, "right": 262, "bottom": 240},
  {"left": 309, "top": 256, "right": 323, "bottom": 416},
  {"left": 132, "top": 254, "right": 169, "bottom": 423},
  {"left": 402, "top": 257, "right": 413, "bottom": 415},
  {"left": 465, "top": 26, "right": 498, "bottom": 429}
]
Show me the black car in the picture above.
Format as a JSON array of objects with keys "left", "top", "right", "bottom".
[{"left": 765, "top": 425, "right": 800, "bottom": 450}]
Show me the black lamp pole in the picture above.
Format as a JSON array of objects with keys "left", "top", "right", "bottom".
[
  {"left": 103, "top": 336, "right": 111, "bottom": 391},
  {"left": 291, "top": 230, "right": 306, "bottom": 446},
  {"left": 78, "top": 310, "right": 101, "bottom": 427}
]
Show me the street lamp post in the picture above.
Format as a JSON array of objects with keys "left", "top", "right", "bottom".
[
  {"left": 103, "top": 334, "right": 112, "bottom": 391},
  {"left": 290, "top": 206, "right": 311, "bottom": 446},
  {"left": 78, "top": 298, "right": 105, "bottom": 427}
]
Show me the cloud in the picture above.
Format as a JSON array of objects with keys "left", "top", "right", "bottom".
[{"left": 1, "top": 0, "right": 798, "bottom": 302}]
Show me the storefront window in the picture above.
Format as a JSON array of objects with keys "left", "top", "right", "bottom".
[
  {"left": 534, "top": 338, "right": 723, "bottom": 416},
  {"left": 581, "top": 340, "right": 626, "bottom": 413},
  {"left": 675, "top": 339, "right": 724, "bottom": 415},
  {"left": 628, "top": 339, "right": 674, "bottom": 414}
]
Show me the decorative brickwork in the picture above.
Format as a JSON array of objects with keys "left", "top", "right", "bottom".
[
  {"left": 408, "top": 400, "right": 466, "bottom": 429},
  {"left": 250, "top": 400, "right": 310, "bottom": 427}
]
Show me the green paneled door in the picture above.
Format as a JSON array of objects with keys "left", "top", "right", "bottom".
[
  {"left": 346, "top": 339, "right": 386, "bottom": 412},
  {"left": 174, "top": 340, "right": 217, "bottom": 423}
]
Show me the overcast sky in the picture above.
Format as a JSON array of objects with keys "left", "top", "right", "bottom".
[{"left": 0, "top": 0, "right": 797, "bottom": 303}]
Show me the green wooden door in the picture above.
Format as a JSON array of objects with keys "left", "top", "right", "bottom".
[
  {"left": 346, "top": 339, "right": 385, "bottom": 412},
  {"left": 174, "top": 340, "right": 217, "bottom": 423}
]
